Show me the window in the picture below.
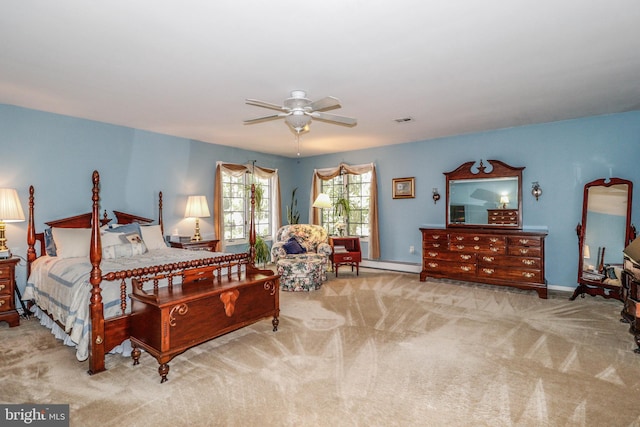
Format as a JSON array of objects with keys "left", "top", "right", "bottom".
[
  {"left": 221, "top": 172, "right": 272, "bottom": 242},
  {"left": 320, "top": 171, "right": 371, "bottom": 237}
]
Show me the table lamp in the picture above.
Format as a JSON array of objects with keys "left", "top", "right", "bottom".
[
  {"left": 0, "top": 188, "right": 25, "bottom": 259},
  {"left": 499, "top": 195, "right": 509, "bottom": 209},
  {"left": 184, "top": 195, "right": 210, "bottom": 242}
]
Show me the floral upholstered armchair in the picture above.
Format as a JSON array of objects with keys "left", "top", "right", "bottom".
[{"left": 271, "top": 224, "right": 333, "bottom": 291}]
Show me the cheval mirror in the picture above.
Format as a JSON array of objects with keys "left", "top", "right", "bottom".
[{"left": 572, "top": 178, "right": 635, "bottom": 300}]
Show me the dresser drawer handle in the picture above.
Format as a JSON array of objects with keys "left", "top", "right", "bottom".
[
  {"left": 521, "top": 259, "right": 535, "bottom": 266},
  {"left": 522, "top": 272, "right": 535, "bottom": 279},
  {"left": 519, "top": 249, "right": 529, "bottom": 254},
  {"left": 455, "top": 236, "right": 464, "bottom": 241},
  {"left": 473, "top": 236, "right": 480, "bottom": 241},
  {"left": 460, "top": 254, "right": 471, "bottom": 260},
  {"left": 427, "top": 262, "right": 438, "bottom": 268},
  {"left": 490, "top": 247, "right": 499, "bottom": 252},
  {"left": 456, "top": 245, "right": 465, "bottom": 249},
  {"left": 482, "top": 268, "right": 495, "bottom": 274},
  {"left": 460, "top": 266, "right": 472, "bottom": 272},
  {"left": 0, "top": 284, "right": 5, "bottom": 291},
  {"left": 343, "top": 257, "right": 353, "bottom": 261},
  {"left": 482, "top": 256, "right": 494, "bottom": 262},
  {"left": 489, "top": 238, "right": 499, "bottom": 243},
  {"left": 0, "top": 300, "right": 4, "bottom": 307},
  {"left": 431, "top": 235, "right": 441, "bottom": 240},
  {"left": 428, "top": 252, "right": 439, "bottom": 257},
  {"left": 518, "top": 239, "right": 529, "bottom": 244}
]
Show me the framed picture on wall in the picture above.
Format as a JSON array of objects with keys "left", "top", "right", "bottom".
[{"left": 392, "top": 177, "right": 415, "bottom": 199}]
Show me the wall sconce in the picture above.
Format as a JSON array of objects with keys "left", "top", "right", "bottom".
[
  {"left": 432, "top": 188, "right": 440, "bottom": 204},
  {"left": 531, "top": 182, "right": 543, "bottom": 201}
]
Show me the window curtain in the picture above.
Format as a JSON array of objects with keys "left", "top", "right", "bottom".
[
  {"left": 311, "top": 162, "right": 380, "bottom": 260},
  {"left": 214, "top": 161, "right": 281, "bottom": 252}
]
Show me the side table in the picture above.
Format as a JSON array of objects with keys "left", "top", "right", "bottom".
[
  {"left": 0, "top": 257, "right": 20, "bottom": 327},
  {"left": 330, "top": 237, "right": 362, "bottom": 277},
  {"left": 169, "top": 239, "right": 219, "bottom": 252}
]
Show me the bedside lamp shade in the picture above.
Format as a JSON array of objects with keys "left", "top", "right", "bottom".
[
  {"left": 499, "top": 195, "right": 509, "bottom": 209},
  {"left": 312, "top": 193, "right": 332, "bottom": 209},
  {"left": 185, "top": 195, "right": 210, "bottom": 242},
  {"left": 0, "top": 188, "right": 25, "bottom": 258}
]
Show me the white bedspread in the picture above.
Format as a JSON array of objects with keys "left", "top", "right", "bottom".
[{"left": 24, "top": 248, "right": 230, "bottom": 361}]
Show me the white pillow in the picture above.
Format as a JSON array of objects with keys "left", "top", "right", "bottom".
[
  {"left": 51, "top": 227, "right": 91, "bottom": 258},
  {"left": 140, "top": 225, "right": 168, "bottom": 250},
  {"left": 101, "top": 228, "right": 147, "bottom": 259}
]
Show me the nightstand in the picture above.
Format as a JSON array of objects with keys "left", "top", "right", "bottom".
[
  {"left": 169, "top": 239, "right": 219, "bottom": 252},
  {"left": 0, "top": 257, "right": 20, "bottom": 327},
  {"left": 330, "top": 237, "right": 362, "bottom": 277}
]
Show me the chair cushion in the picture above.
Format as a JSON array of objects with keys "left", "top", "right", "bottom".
[{"left": 283, "top": 237, "right": 306, "bottom": 254}]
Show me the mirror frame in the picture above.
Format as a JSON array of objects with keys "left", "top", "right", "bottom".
[
  {"left": 445, "top": 159, "right": 524, "bottom": 229},
  {"left": 575, "top": 177, "right": 634, "bottom": 299}
]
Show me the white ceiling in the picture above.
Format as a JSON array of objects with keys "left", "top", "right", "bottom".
[{"left": 2, "top": 1, "right": 640, "bottom": 158}]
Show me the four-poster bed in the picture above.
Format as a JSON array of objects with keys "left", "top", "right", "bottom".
[{"left": 25, "top": 170, "right": 279, "bottom": 376}]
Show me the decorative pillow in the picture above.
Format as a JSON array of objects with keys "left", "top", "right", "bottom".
[
  {"left": 51, "top": 227, "right": 92, "bottom": 258},
  {"left": 44, "top": 228, "right": 57, "bottom": 257},
  {"left": 283, "top": 237, "right": 306, "bottom": 255},
  {"left": 102, "top": 233, "right": 147, "bottom": 259},
  {"left": 140, "top": 224, "right": 168, "bottom": 250}
]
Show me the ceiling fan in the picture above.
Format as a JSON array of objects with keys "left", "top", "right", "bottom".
[{"left": 244, "top": 90, "right": 357, "bottom": 134}]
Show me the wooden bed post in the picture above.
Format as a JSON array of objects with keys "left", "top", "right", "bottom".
[
  {"left": 249, "top": 184, "right": 256, "bottom": 266},
  {"left": 26, "top": 186, "right": 36, "bottom": 277},
  {"left": 158, "top": 191, "right": 164, "bottom": 236},
  {"left": 88, "top": 170, "right": 106, "bottom": 375}
]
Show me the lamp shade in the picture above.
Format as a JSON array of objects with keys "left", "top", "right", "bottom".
[
  {"left": 499, "top": 196, "right": 510, "bottom": 205},
  {"left": 312, "top": 193, "right": 332, "bottom": 209},
  {"left": 184, "top": 195, "right": 210, "bottom": 218},
  {"left": 583, "top": 245, "right": 591, "bottom": 259},
  {"left": 0, "top": 188, "right": 25, "bottom": 222}
]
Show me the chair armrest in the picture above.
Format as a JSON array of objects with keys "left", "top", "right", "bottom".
[
  {"left": 317, "top": 242, "right": 332, "bottom": 257},
  {"left": 271, "top": 242, "right": 287, "bottom": 262}
]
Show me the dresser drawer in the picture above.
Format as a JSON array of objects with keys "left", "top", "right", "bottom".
[
  {"left": 479, "top": 255, "right": 541, "bottom": 269},
  {"left": 423, "top": 259, "right": 476, "bottom": 276},
  {"left": 508, "top": 246, "right": 542, "bottom": 257},
  {"left": 0, "top": 266, "right": 12, "bottom": 280},
  {"left": 449, "top": 233, "right": 506, "bottom": 245},
  {"left": 421, "top": 230, "right": 448, "bottom": 243},
  {"left": 0, "top": 278, "right": 11, "bottom": 295},
  {"left": 507, "top": 236, "right": 542, "bottom": 247},
  {"left": 423, "top": 250, "right": 474, "bottom": 262},
  {"left": 0, "top": 295, "right": 12, "bottom": 312},
  {"left": 423, "top": 241, "right": 446, "bottom": 250}
]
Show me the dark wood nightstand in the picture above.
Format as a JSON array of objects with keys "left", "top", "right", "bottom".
[
  {"left": 0, "top": 257, "right": 20, "bottom": 327},
  {"left": 169, "top": 239, "right": 219, "bottom": 252},
  {"left": 330, "top": 237, "right": 362, "bottom": 277}
]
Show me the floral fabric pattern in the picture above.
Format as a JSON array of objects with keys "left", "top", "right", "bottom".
[{"left": 271, "top": 224, "right": 332, "bottom": 291}]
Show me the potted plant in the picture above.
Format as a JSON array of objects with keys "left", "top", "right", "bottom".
[
  {"left": 254, "top": 234, "right": 270, "bottom": 267},
  {"left": 333, "top": 197, "right": 352, "bottom": 236},
  {"left": 287, "top": 187, "right": 300, "bottom": 224}
]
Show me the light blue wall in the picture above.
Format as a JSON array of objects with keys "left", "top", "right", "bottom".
[
  {"left": 2, "top": 104, "right": 639, "bottom": 292},
  {"left": 294, "top": 111, "right": 640, "bottom": 289}
]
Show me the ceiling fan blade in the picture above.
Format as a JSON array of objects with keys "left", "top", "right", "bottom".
[
  {"left": 308, "top": 96, "right": 341, "bottom": 112},
  {"left": 245, "top": 99, "right": 287, "bottom": 112},
  {"left": 310, "top": 111, "right": 357, "bottom": 126},
  {"left": 243, "top": 114, "right": 286, "bottom": 124}
]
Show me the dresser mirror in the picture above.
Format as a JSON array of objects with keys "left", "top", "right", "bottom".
[
  {"left": 445, "top": 159, "right": 524, "bottom": 229},
  {"left": 572, "top": 177, "right": 634, "bottom": 300}
]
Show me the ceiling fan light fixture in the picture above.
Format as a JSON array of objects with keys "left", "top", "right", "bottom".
[{"left": 285, "top": 110, "right": 311, "bottom": 132}]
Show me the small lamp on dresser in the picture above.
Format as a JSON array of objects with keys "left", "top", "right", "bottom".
[
  {"left": 0, "top": 188, "right": 25, "bottom": 259},
  {"left": 499, "top": 195, "right": 509, "bottom": 209},
  {"left": 184, "top": 195, "right": 210, "bottom": 242}
]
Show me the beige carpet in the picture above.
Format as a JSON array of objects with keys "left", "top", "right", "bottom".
[{"left": 2, "top": 269, "right": 640, "bottom": 426}]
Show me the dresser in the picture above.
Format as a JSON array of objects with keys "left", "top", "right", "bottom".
[
  {"left": 487, "top": 209, "right": 519, "bottom": 225},
  {"left": 0, "top": 257, "right": 20, "bottom": 327},
  {"left": 419, "top": 228, "right": 547, "bottom": 298}
]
